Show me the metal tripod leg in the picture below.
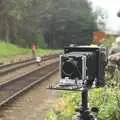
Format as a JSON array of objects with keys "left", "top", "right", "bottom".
[{"left": 76, "top": 87, "right": 94, "bottom": 120}]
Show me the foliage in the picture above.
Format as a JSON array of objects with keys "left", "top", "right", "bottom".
[
  {"left": 35, "top": 34, "right": 46, "bottom": 49},
  {"left": 92, "top": 6, "right": 108, "bottom": 31},
  {"left": 37, "top": 49, "right": 61, "bottom": 56},
  {"left": 45, "top": 92, "right": 81, "bottom": 120},
  {"left": 42, "top": 0, "right": 99, "bottom": 48},
  {"left": 89, "top": 88, "right": 120, "bottom": 120},
  {"left": 0, "top": 42, "right": 61, "bottom": 62},
  {"left": 0, "top": 42, "right": 30, "bottom": 57},
  {"left": 46, "top": 88, "right": 120, "bottom": 120},
  {"left": 0, "top": 0, "right": 99, "bottom": 48},
  {"left": 0, "top": 0, "right": 48, "bottom": 47},
  {"left": 103, "top": 35, "right": 116, "bottom": 48}
]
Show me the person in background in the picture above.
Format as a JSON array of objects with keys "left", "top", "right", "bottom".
[
  {"left": 31, "top": 43, "right": 42, "bottom": 65},
  {"left": 31, "top": 43, "right": 37, "bottom": 58}
]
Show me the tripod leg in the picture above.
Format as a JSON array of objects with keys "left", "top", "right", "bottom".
[{"left": 75, "top": 87, "right": 95, "bottom": 120}]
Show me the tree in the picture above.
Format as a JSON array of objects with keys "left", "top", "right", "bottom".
[
  {"left": 42, "top": 0, "right": 99, "bottom": 48},
  {"left": 0, "top": 0, "right": 99, "bottom": 48},
  {"left": 93, "top": 6, "right": 108, "bottom": 31},
  {"left": 117, "top": 10, "right": 120, "bottom": 17},
  {"left": 0, "top": 0, "right": 48, "bottom": 47}
]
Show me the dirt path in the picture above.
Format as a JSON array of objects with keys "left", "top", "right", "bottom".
[{"left": 0, "top": 72, "right": 59, "bottom": 120}]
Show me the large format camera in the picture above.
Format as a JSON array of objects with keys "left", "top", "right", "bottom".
[{"left": 60, "top": 46, "right": 106, "bottom": 88}]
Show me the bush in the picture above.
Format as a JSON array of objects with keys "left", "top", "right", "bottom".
[
  {"left": 103, "top": 35, "right": 116, "bottom": 48},
  {"left": 45, "top": 87, "right": 120, "bottom": 120},
  {"left": 45, "top": 92, "right": 80, "bottom": 120},
  {"left": 89, "top": 88, "right": 120, "bottom": 120},
  {"left": 35, "top": 34, "right": 46, "bottom": 49}
]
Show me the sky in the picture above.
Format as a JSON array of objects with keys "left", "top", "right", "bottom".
[{"left": 90, "top": 0, "right": 120, "bottom": 33}]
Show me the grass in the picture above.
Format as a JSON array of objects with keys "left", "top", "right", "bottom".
[
  {"left": 0, "top": 42, "right": 61, "bottom": 63},
  {"left": 46, "top": 87, "right": 120, "bottom": 120},
  {"left": 103, "top": 35, "right": 116, "bottom": 48},
  {"left": 37, "top": 49, "right": 62, "bottom": 56}
]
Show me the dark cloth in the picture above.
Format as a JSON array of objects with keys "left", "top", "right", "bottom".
[
  {"left": 109, "top": 47, "right": 120, "bottom": 55},
  {"left": 107, "top": 49, "right": 120, "bottom": 72},
  {"left": 108, "top": 53, "right": 120, "bottom": 66}
]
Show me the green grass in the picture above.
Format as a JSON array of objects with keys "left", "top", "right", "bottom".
[
  {"left": 37, "top": 49, "right": 62, "bottom": 56},
  {"left": 46, "top": 88, "right": 120, "bottom": 120},
  {"left": 103, "top": 35, "right": 116, "bottom": 48},
  {"left": 0, "top": 42, "right": 61, "bottom": 63}
]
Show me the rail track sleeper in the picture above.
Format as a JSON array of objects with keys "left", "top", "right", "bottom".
[
  {"left": 0, "top": 61, "right": 35, "bottom": 75},
  {"left": 0, "top": 62, "right": 59, "bottom": 107},
  {"left": 0, "top": 58, "right": 34, "bottom": 69},
  {"left": 0, "top": 68, "right": 58, "bottom": 107},
  {"left": 0, "top": 60, "right": 59, "bottom": 88},
  {"left": 0, "top": 54, "right": 60, "bottom": 76},
  {"left": 0, "top": 53, "right": 61, "bottom": 69}
]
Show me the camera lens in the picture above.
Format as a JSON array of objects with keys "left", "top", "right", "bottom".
[{"left": 62, "top": 60, "right": 76, "bottom": 76}]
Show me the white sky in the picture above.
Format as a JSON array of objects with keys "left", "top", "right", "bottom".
[{"left": 90, "top": 0, "right": 120, "bottom": 33}]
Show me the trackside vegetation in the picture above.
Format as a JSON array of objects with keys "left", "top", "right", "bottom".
[
  {"left": 45, "top": 88, "right": 120, "bottom": 120},
  {"left": 0, "top": 42, "right": 61, "bottom": 63}
]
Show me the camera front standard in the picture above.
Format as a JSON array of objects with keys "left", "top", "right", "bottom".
[{"left": 59, "top": 46, "right": 106, "bottom": 88}]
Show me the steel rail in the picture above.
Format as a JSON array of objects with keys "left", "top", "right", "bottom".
[
  {"left": 0, "top": 54, "right": 60, "bottom": 75},
  {"left": 0, "top": 58, "right": 34, "bottom": 69},
  {"left": 0, "top": 53, "right": 60, "bottom": 69},
  {"left": 0, "top": 61, "right": 59, "bottom": 107}
]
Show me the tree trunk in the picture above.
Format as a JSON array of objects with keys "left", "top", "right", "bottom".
[{"left": 5, "top": 15, "right": 10, "bottom": 43}]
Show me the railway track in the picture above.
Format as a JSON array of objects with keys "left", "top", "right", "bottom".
[
  {"left": 0, "top": 60, "right": 59, "bottom": 107},
  {"left": 0, "top": 54, "right": 60, "bottom": 76},
  {"left": 0, "top": 58, "right": 34, "bottom": 69}
]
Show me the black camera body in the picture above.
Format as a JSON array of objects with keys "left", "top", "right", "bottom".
[{"left": 60, "top": 46, "right": 106, "bottom": 88}]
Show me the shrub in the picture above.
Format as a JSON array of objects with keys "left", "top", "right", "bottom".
[{"left": 45, "top": 87, "right": 120, "bottom": 120}]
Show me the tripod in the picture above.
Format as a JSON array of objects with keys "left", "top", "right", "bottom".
[
  {"left": 75, "top": 86, "right": 98, "bottom": 120},
  {"left": 48, "top": 55, "right": 99, "bottom": 120},
  {"left": 75, "top": 56, "right": 98, "bottom": 120}
]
